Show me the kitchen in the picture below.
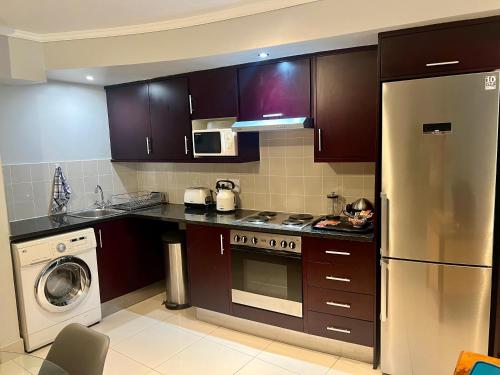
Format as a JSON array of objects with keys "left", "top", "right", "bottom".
[{"left": 1, "top": 2, "right": 500, "bottom": 375}]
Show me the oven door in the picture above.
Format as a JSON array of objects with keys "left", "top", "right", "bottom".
[{"left": 231, "top": 245, "right": 302, "bottom": 317}]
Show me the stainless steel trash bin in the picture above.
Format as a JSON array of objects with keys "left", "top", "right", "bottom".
[{"left": 162, "top": 232, "right": 190, "bottom": 310}]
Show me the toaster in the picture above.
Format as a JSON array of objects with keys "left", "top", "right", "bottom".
[{"left": 184, "top": 187, "right": 214, "bottom": 207}]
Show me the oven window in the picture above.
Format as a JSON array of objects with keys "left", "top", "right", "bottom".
[
  {"left": 232, "top": 248, "right": 302, "bottom": 303},
  {"left": 194, "top": 132, "right": 222, "bottom": 153}
]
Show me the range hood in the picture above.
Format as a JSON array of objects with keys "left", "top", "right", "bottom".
[{"left": 232, "top": 117, "right": 313, "bottom": 132}]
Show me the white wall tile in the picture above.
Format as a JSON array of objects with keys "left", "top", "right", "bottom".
[{"left": 11, "top": 165, "right": 31, "bottom": 183}]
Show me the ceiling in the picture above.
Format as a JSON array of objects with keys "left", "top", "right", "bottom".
[{"left": 0, "top": 0, "right": 318, "bottom": 39}]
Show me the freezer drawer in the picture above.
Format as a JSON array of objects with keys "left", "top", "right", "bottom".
[{"left": 381, "top": 259, "right": 491, "bottom": 375}]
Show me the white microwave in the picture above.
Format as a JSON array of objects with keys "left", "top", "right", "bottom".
[{"left": 192, "top": 129, "right": 238, "bottom": 157}]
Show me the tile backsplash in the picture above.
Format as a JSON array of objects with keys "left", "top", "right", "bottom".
[
  {"left": 2, "top": 130, "right": 375, "bottom": 221},
  {"left": 137, "top": 130, "right": 375, "bottom": 215},
  {"left": 2, "top": 159, "right": 138, "bottom": 221}
]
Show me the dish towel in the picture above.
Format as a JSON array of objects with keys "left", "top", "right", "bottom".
[{"left": 51, "top": 166, "right": 72, "bottom": 214}]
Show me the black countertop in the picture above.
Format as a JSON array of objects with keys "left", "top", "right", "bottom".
[{"left": 10, "top": 204, "right": 374, "bottom": 243}]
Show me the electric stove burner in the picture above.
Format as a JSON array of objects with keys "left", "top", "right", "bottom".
[
  {"left": 258, "top": 211, "right": 277, "bottom": 217},
  {"left": 282, "top": 218, "right": 303, "bottom": 226},
  {"left": 289, "top": 213, "right": 314, "bottom": 222},
  {"left": 246, "top": 215, "right": 270, "bottom": 223}
]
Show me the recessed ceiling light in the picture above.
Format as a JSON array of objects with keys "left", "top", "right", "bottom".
[
  {"left": 85, "top": 75, "right": 94, "bottom": 81},
  {"left": 258, "top": 52, "right": 269, "bottom": 58}
]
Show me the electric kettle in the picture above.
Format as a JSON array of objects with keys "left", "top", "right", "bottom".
[{"left": 215, "top": 180, "right": 236, "bottom": 212}]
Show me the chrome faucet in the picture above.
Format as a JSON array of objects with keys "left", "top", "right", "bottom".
[{"left": 94, "top": 185, "right": 110, "bottom": 208}]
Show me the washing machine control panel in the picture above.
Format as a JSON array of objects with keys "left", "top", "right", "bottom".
[{"left": 56, "top": 243, "right": 66, "bottom": 253}]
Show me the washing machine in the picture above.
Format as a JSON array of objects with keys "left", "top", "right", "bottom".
[{"left": 11, "top": 228, "right": 102, "bottom": 352}]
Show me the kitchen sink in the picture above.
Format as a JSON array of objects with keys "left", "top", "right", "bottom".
[{"left": 68, "top": 208, "right": 123, "bottom": 219}]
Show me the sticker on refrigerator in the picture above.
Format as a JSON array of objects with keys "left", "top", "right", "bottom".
[{"left": 485, "top": 75, "right": 497, "bottom": 90}]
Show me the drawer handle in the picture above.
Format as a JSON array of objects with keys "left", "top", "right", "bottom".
[
  {"left": 425, "top": 60, "right": 459, "bottom": 67},
  {"left": 326, "top": 276, "right": 351, "bottom": 283},
  {"left": 325, "top": 250, "right": 350, "bottom": 256},
  {"left": 327, "top": 326, "right": 351, "bottom": 334},
  {"left": 326, "top": 301, "right": 351, "bottom": 309}
]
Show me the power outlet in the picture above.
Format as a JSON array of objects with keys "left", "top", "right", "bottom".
[{"left": 216, "top": 178, "right": 240, "bottom": 193}]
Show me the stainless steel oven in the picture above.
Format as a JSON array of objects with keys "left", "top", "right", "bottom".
[{"left": 230, "top": 230, "right": 302, "bottom": 317}]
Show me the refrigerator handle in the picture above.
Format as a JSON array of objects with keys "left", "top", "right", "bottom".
[
  {"left": 380, "top": 192, "right": 389, "bottom": 256},
  {"left": 381, "top": 259, "right": 389, "bottom": 322}
]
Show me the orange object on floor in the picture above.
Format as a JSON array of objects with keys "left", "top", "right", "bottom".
[{"left": 454, "top": 351, "right": 500, "bottom": 375}]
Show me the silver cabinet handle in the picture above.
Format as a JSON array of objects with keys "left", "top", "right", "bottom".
[
  {"left": 326, "top": 301, "right": 351, "bottom": 309},
  {"left": 318, "top": 128, "right": 322, "bottom": 152},
  {"left": 98, "top": 229, "right": 103, "bottom": 248},
  {"left": 188, "top": 94, "right": 193, "bottom": 114},
  {"left": 146, "top": 137, "right": 151, "bottom": 155},
  {"left": 326, "top": 276, "right": 351, "bottom": 283},
  {"left": 381, "top": 259, "right": 389, "bottom": 322},
  {"left": 184, "top": 136, "right": 189, "bottom": 155},
  {"left": 380, "top": 192, "right": 389, "bottom": 257},
  {"left": 325, "top": 250, "right": 350, "bottom": 256},
  {"left": 327, "top": 326, "right": 351, "bottom": 334},
  {"left": 220, "top": 234, "right": 224, "bottom": 255},
  {"left": 262, "top": 113, "right": 283, "bottom": 118},
  {"left": 425, "top": 60, "right": 459, "bottom": 67}
]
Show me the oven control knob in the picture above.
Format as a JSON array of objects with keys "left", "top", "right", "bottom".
[
  {"left": 269, "top": 239, "right": 277, "bottom": 247},
  {"left": 241, "top": 235, "right": 248, "bottom": 243},
  {"left": 233, "top": 235, "right": 240, "bottom": 243},
  {"left": 289, "top": 241, "right": 296, "bottom": 250},
  {"left": 56, "top": 243, "right": 66, "bottom": 253},
  {"left": 280, "top": 240, "right": 287, "bottom": 248},
  {"left": 252, "top": 237, "right": 258, "bottom": 245}
]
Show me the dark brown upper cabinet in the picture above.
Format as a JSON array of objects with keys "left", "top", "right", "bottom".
[
  {"left": 188, "top": 68, "right": 238, "bottom": 119},
  {"left": 314, "top": 47, "right": 377, "bottom": 162},
  {"left": 238, "top": 58, "right": 311, "bottom": 121},
  {"left": 106, "top": 83, "right": 152, "bottom": 161},
  {"left": 379, "top": 16, "right": 500, "bottom": 81},
  {"left": 149, "top": 77, "right": 192, "bottom": 161}
]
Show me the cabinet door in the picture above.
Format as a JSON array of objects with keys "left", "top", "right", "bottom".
[
  {"left": 189, "top": 68, "right": 238, "bottom": 119},
  {"left": 149, "top": 77, "right": 192, "bottom": 161},
  {"left": 314, "top": 47, "right": 377, "bottom": 162},
  {"left": 186, "top": 224, "right": 231, "bottom": 314},
  {"left": 380, "top": 18, "right": 500, "bottom": 80},
  {"left": 106, "top": 83, "right": 151, "bottom": 161},
  {"left": 238, "top": 59, "right": 311, "bottom": 121}
]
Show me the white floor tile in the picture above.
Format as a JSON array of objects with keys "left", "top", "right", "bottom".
[
  {"left": 92, "top": 309, "right": 160, "bottom": 346},
  {"left": 327, "top": 358, "right": 381, "bottom": 375},
  {"left": 163, "top": 307, "right": 219, "bottom": 336},
  {"left": 151, "top": 292, "right": 166, "bottom": 302},
  {"left": 155, "top": 338, "right": 253, "bottom": 375},
  {"left": 127, "top": 297, "right": 176, "bottom": 322},
  {"left": 236, "top": 358, "right": 298, "bottom": 375},
  {"left": 31, "top": 344, "right": 51, "bottom": 359},
  {"left": 257, "top": 341, "right": 338, "bottom": 375},
  {"left": 206, "top": 326, "right": 273, "bottom": 356},
  {"left": 103, "top": 350, "right": 152, "bottom": 375},
  {"left": 113, "top": 321, "right": 201, "bottom": 368},
  {"left": 0, "top": 360, "right": 30, "bottom": 375}
]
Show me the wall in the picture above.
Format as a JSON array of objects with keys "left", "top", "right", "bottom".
[
  {"left": 0, "top": 157, "right": 22, "bottom": 351},
  {"left": 137, "top": 130, "right": 375, "bottom": 215},
  {"left": 0, "top": 81, "right": 110, "bottom": 164}
]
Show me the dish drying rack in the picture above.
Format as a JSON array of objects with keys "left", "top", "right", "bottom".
[{"left": 111, "top": 191, "right": 165, "bottom": 211}]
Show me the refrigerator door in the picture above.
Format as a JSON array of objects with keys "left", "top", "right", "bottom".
[
  {"left": 381, "top": 259, "right": 491, "bottom": 375},
  {"left": 381, "top": 72, "right": 499, "bottom": 266}
]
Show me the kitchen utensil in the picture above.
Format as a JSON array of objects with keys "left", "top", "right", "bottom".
[
  {"left": 215, "top": 180, "right": 236, "bottom": 212},
  {"left": 183, "top": 187, "right": 213, "bottom": 207},
  {"left": 343, "top": 198, "right": 374, "bottom": 217}
]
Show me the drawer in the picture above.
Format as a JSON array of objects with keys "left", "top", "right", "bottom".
[
  {"left": 306, "top": 261, "right": 374, "bottom": 295},
  {"left": 307, "top": 286, "right": 374, "bottom": 321},
  {"left": 306, "top": 311, "right": 373, "bottom": 347},
  {"left": 380, "top": 19, "right": 500, "bottom": 80},
  {"left": 303, "top": 237, "right": 374, "bottom": 267}
]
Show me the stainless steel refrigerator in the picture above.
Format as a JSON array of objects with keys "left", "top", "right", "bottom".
[{"left": 381, "top": 71, "right": 500, "bottom": 375}]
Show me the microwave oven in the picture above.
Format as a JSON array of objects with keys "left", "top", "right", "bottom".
[{"left": 192, "top": 129, "right": 238, "bottom": 157}]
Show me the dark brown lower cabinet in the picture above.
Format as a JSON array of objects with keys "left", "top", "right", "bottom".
[
  {"left": 186, "top": 224, "right": 231, "bottom": 314},
  {"left": 93, "top": 218, "right": 164, "bottom": 303}
]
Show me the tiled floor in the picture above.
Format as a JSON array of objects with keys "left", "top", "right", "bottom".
[{"left": 28, "top": 293, "right": 381, "bottom": 375}]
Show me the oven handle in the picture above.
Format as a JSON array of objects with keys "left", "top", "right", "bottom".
[{"left": 231, "top": 245, "right": 301, "bottom": 259}]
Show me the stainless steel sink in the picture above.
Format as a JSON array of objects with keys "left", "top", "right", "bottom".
[{"left": 68, "top": 208, "right": 123, "bottom": 219}]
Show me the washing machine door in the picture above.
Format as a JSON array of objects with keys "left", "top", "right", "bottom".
[{"left": 35, "top": 256, "right": 92, "bottom": 313}]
